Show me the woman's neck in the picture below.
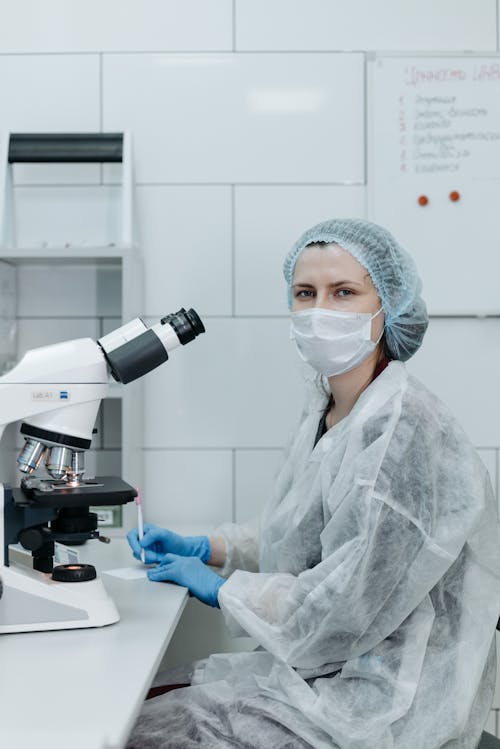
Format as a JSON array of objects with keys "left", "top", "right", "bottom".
[{"left": 326, "top": 350, "right": 384, "bottom": 428}]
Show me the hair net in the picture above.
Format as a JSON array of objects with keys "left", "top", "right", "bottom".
[{"left": 283, "top": 218, "right": 429, "bottom": 362}]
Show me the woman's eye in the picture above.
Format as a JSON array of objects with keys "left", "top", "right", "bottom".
[
  {"left": 336, "top": 289, "right": 353, "bottom": 297},
  {"left": 295, "top": 289, "right": 314, "bottom": 298}
]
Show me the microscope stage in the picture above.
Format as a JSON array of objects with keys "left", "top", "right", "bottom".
[{"left": 12, "top": 476, "right": 137, "bottom": 508}]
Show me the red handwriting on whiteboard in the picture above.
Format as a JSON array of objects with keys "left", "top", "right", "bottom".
[
  {"left": 405, "top": 64, "right": 500, "bottom": 86},
  {"left": 399, "top": 95, "right": 407, "bottom": 173},
  {"left": 405, "top": 66, "right": 467, "bottom": 87},
  {"left": 472, "top": 63, "right": 500, "bottom": 81}
]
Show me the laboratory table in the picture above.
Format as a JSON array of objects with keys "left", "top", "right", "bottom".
[
  {"left": 0, "top": 539, "right": 187, "bottom": 749},
  {"left": 4, "top": 542, "right": 498, "bottom": 749}
]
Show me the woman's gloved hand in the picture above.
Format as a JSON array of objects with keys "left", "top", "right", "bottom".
[
  {"left": 147, "top": 554, "right": 225, "bottom": 608},
  {"left": 127, "top": 523, "right": 211, "bottom": 565}
]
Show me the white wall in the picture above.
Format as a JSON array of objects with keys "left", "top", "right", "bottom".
[{"left": 1, "top": 0, "right": 500, "bottom": 735}]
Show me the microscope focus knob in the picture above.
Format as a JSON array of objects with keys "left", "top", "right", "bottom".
[
  {"left": 51, "top": 564, "right": 97, "bottom": 583},
  {"left": 18, "top": 526, "right": 49, "bottom": 552}
]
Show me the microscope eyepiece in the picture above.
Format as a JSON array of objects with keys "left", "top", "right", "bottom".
[
  {"left": 98, "top": 307, "right": 205, "bottom": 384},
  {"left": 160, "top": 308, "right": 205, "bottom": 344}
]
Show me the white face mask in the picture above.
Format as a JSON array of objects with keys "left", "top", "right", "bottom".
[{"left": 290, "top": 307, "right": 384, "bottom": 377}]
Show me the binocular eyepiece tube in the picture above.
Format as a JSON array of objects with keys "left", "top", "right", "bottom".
[
  {"left": 14, "top": 308, "right": 205, "bottom": 479},
  {"left": 98, "top": 307, "right": 205, "bottom": 385}
]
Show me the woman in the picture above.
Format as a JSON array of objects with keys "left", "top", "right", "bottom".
[{"left": 127, "top": 219, "right": 500, "bottom": 749}]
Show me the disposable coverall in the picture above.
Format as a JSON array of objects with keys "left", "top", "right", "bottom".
[{"left": 127, "top": 361, "right": 500, "bottom": 749}]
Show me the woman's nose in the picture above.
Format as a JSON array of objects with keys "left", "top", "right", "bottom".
[{"left": 314, "top": 293, "right": 329, "bottom": 308}]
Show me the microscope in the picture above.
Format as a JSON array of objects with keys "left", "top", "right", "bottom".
[{"left": 0, "top": 308, "right": 204, "bottom": 633}]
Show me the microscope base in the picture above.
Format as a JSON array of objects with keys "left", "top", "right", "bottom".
[{"left": 0, "top": 562, "right": 119, "bottom": 633}]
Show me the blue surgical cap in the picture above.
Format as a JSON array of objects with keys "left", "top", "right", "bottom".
[{"left": 283, "top": 218, "right": 428, "bottom": 362}]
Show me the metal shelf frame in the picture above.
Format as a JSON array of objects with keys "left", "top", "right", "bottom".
[{"left": 0, "top": 131, "right": 143, "bottom": 534}]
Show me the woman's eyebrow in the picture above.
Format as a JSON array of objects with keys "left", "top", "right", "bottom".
[
  {"left": 293, "top": 280, "right": 364, "bottom": 288},
  {"left": 328, "top": 279, "right": 364, "bottom": 288}
]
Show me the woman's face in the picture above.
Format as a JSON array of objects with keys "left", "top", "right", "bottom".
[{"left": 291, "top": 243, "right": 385, "bottom": 341}]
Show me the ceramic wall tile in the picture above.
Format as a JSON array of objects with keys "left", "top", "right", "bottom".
[
  {"left": 234, "top": 449, "right": 285, "bottom": 523},
  {"left": 0, "top": 55, "right": 100, "bottom": 185},
  {"left": 406, "top": 318, "right": 500, "bottom": 447},
  {"left": 16, "top": 317, "right": 100, "bottom": 360},
  {"left": 136, "top": 186, "right": 232, "bottom": 316},
  {"left": 235, "top": 0, "right": 496, "bottom": 52},
  {"left": 16, "top": 263, "right": 121, "bottom": 318},
  {"left": 234, "top": 185, "right": 366, "bottom": 316},
  {"left": 0, "top": 0, "right": 232, "bottom": 53},
  {"left": 103, "top": 53, "right": 364, "bottom": 184},
  {"left": 101, "top": 398, "right": 122, "bottom": 450},
  {"left": 142, "top": 449, "right": 233, "bottom": 530},
  {"left": 143, "top": 317, "right": 306, "bottom": 449}
]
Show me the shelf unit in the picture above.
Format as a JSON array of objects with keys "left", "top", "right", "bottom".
[{"left": 0, "top": 132, "right": 143, "bottom": 534}]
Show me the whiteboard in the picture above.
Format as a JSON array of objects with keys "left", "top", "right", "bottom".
[{"left": 369, "top": 56, "right": 500, "bottom": 315}]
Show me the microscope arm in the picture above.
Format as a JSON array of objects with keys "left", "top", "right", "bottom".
[
  {"left": 0, "top": 337, "right": 108, "bottom": 442},
  {"left": 0, "top": 384, "right": 107, "bottom": 439}
]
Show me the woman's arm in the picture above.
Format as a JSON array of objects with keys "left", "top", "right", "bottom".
[
  {"left": 218, "top": 442, "right": 491, "bottom": 670},
  {"left": 211, "top": 521, "right": 260, "bottom": 577},
  {"left": 207, "top": 536, "right": 226, "bottom": 567}
]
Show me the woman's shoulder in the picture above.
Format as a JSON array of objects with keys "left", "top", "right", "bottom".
[
  {"left": 375, "top": 361, "right": 460, "bottom": 425},
  {"left": 403, "top": 369, "right": 468, "bottom": 436},
  {"left": 360, "top": 361, "right": 476, "bottom": 458},
  {"left": 364, "top": 365, "right": 489, "bottom": 525}
]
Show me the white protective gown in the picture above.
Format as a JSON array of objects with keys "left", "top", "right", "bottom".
[{"left": 128, "top": 362, "right": 500, "bottom": 749}]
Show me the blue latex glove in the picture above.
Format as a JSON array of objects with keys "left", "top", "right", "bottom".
[
  {"left": 147, "top": 554, "right": 225, "bottom": 608},
  {"left": 127, "top": 523, "right": 211, "bottom": 565}
]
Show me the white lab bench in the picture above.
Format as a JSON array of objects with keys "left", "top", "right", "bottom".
[{"left": 0, "top": 539, "right": 188, "bottom": 749}]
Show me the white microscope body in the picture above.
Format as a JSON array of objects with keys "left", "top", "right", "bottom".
[{"left": 0, "top": 309, "right": 204, "bottom": 633}]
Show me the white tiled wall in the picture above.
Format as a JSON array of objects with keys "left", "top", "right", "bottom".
[
  {"left": 0, "top": 55, "right": 101, "bottom": 186},
  {"left": 136, "top": 186, "right": 232, "bottom": 317},
  {"left": 143, "top": 450, "right": 233, "bottom": 531},
  {"left": 406, "top": 318, "right": 500, "bottom": 446},
  {"left": 235, "top": 449, "right": 285, "bottom": 523},
  {"left": 235, "top": 0, "right": 497, "bottom": 52},
  {"left": 234, "top": 185, "right": 366, "bottom": 315},
  {"left": 16, "top": 317, "right": 100, "bottom": 359},
  {"left": 143, "top": 317, "right": 304, "bottom": 450},
  {"left": 0, "top": 56, "right": 100, "bottom": 131},
  {"left": 16, "top": 264, "right": 120, "bottom": 318},
  {"left": 0, "top": 1, "right": 233, "bottom": 53},
  {"left": 102, "top": 53, "right": 365, "bottom": 184},
  {"left": 2, "top": 0, "right": 500, "bottom": 734}
]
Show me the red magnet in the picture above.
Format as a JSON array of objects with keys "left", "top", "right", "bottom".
[
  {"left": 449, "top": 190, "right": 460, "bottom": 202},
  {"left": 417, "top": 195, "right": 429, "bottom": 206}
]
